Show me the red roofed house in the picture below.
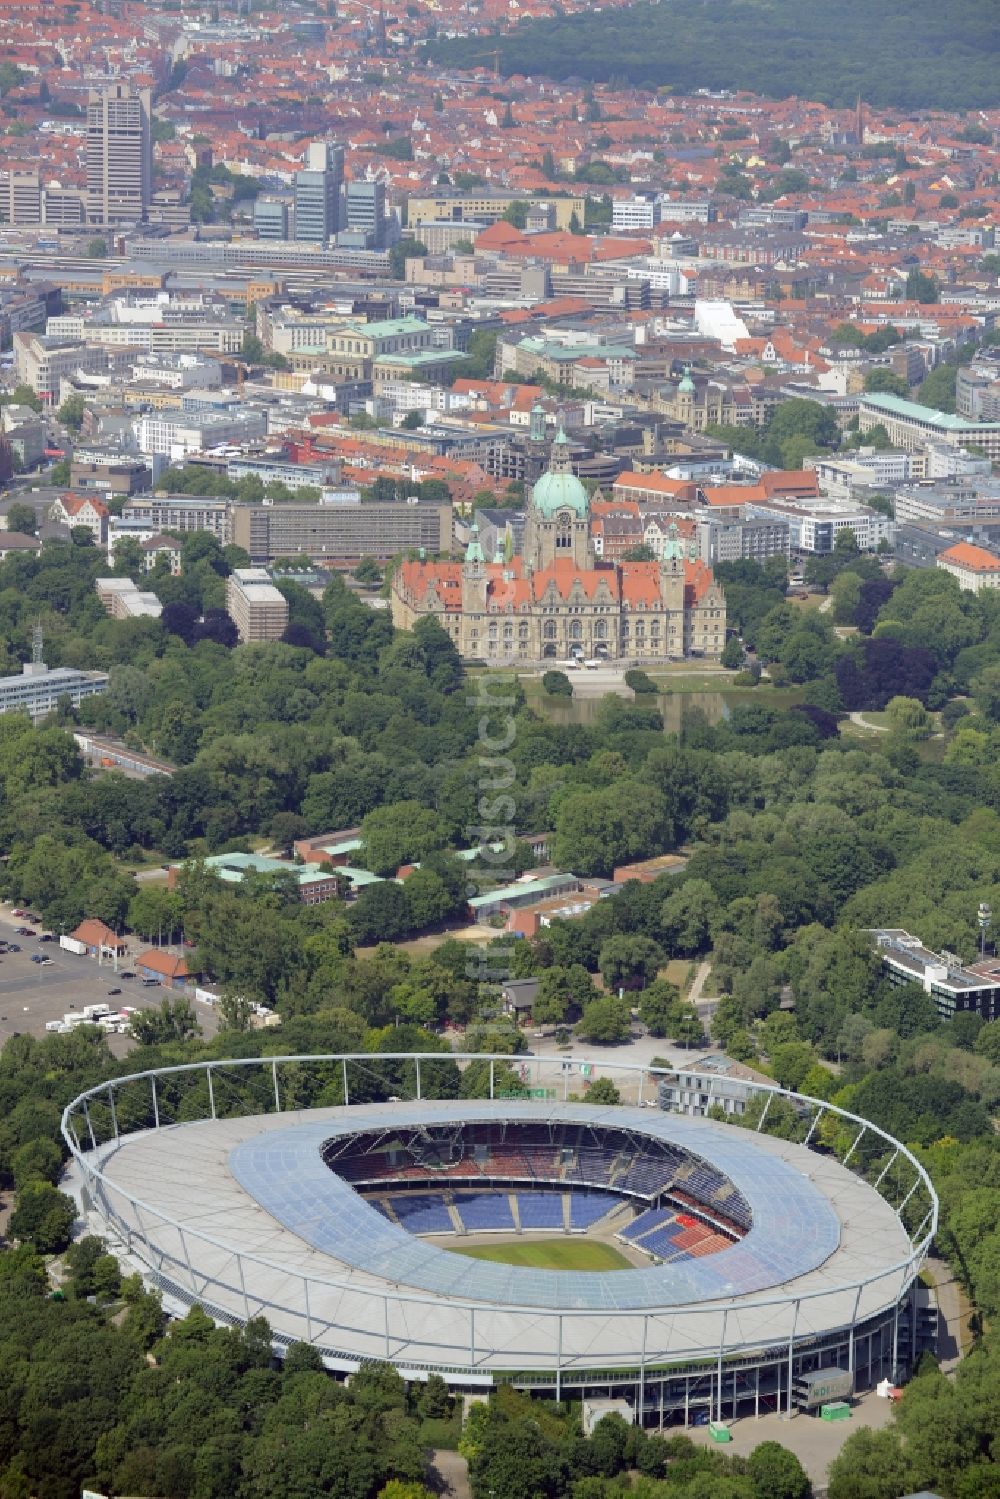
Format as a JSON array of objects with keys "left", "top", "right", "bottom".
[
  {"left": 70, "top": 919, "right": 128, "bottom": 959},
  {"left": 937, "top": 542, "right": 1000, "bottom": 594},
  {"left": 51, "top": 493, "right": 109, "bottom": 546},
  {"left": 391, "top": 432, "right": 725, "bottom": 661},
  {"left": 135, "top": 948, "right": 197, "bottom": 989}
]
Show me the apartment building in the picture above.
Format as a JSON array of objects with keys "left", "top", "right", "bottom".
[
  {"left": 0, "top": 169, "right": 42, "bottom": 226},
  {"left": 225, "top": 568, "right": 289, "bottom": 643},
  {"left": 230, "top": 496, "right": 453, "bottom": 563}
]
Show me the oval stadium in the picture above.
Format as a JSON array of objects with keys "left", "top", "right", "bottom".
[{"left": 63, "top": 1054, "right": 938, "bottom": 1427}]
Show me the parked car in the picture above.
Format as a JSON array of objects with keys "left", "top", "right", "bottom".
[
  {"left": 38, "top": 934, "right": 53, "bottom": 942},
  {"left": 25, "top": 914, "right": 40, "bottom": 924},
  {"left": 7, "top": 943, "right": 20, "bottom": 952},
  {"left": 120, "top": 971, "right": 135, "bottom": 979},
  {"left": 30, "top": 955, "right": 43, "bottom": 964},
  {"left": 21, "top": 929, "right": 36, "bottom": 938},
  {"left": 107, "top": 987, "right": 122, "bottom": 996}
]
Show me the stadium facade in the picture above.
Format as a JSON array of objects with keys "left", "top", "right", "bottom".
[{"left": 63, "top": 1054, "right": 938, "bottom": 1426}]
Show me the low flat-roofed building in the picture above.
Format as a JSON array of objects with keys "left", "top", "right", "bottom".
[
  {"left": 171, "top": 850, "right": 340, "bottom": 905},
  {"left": 657, "top": 1053, "right": 774, "bottom": 1119},
  {"left": 0, "top": 662, "right": 108, "bottom": 721},
  {"left": 612, "top": 853, "right": 688, "bottom": 884},
  {"left": 468, "top": 871, "right": 581, "bottom": 922},
  {"left": 95, "top": 576, "right": 163, "bottom": 619},
  {"left": 0, "top": 530, "right": 41, "bottom": 560},
  {"left": 871, "top": 928, "right": 1000, "bottom": 1022}
]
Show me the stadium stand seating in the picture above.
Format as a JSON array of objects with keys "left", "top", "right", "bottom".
[
  {"left": 336, "top": 1125, "right": 752, "bottom": 1249},
  {"left": 569, "top": 1190, "right": 616, "bottom": 1229},
  {"left": 516, "top": 1191, "right": 565, "bottom": 1229},
  {"left": 622, "top": 1207, "right": 674, "bottom": 1242},
  {"left": 454, "top": 1193, "right": 515, "bottom": 1232},
  {"left": 387, "top": 1194, "right": 452, "bottom": 1233}
]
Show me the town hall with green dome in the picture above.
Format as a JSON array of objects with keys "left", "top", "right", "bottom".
[{"left": 391, "top": 434, "right": 726, "bottom": 663}]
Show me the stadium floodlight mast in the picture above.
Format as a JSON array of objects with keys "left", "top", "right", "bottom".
[{"left": 979, "top": 902, "right": 992, "bottom": 959}]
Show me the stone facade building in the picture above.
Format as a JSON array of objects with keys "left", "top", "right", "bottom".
[{"left": 391, "top": 432, "right": 726, "bottom": 663}]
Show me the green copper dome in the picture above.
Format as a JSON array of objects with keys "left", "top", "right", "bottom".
[
  {"left": 678, "top": 365, "right": 696, "bottom": 395},
  {"left": 531, "top": 469, "right": 590, "bottom": 518},
  {"left": 531, "top": 428, "right": 589, "bottom": 518}
]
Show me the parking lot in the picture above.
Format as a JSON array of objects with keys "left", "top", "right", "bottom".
[{"left": 0, "top": 906, "right": 219, "bottom": 1055}]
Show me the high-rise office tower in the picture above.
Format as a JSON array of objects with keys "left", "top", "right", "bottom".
[
  {"left": 86, "top": 82, "right": 152, "bottom": 225},
  {"left": 345, "top": 179, "right": 387, "bottom": 248},
  {"left": 0, "top": 170, "right": 42, "bottom": 226},
  {"left": 254, "top": 197, "right": 289, "bottom": 240},
  {"left": 294, "top": 141, "right": 344, "bottom": 245}
]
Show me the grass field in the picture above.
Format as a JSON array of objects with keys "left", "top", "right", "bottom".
[{"left": 450, "top": 1238, "right": 632, "bottom": 1271}]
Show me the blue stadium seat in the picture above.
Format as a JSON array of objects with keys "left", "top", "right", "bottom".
[
  {"left": 517, "top": 1191, "right": 565, "bottom": 1229},
  {"left": 388, "top": 1193, "right": 452, "bottom": 1234},
  {"left": 622, "top": 1207, "right": 673, "bottom": 1242},
  {"left": 569, "top": 1190, "right": 615, "bottom": 1229},
  {"left": 454, "top": 1192, "right": 514, "bottom": 1232}
]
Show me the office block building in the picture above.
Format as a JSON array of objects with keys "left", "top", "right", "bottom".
[
  {"left": 121, "top": 495, "right": 231, "bottom": 543},
  {"left": 254, "top": 197, "right": 289, "bottom": 240},
  {"left": 226, "top": 567, "right": 289, "bottom": 643},
  {"left": 345, "top": 180, "right": 387, "bottom": 248},
  {"left": 0, "top": 170, "right": 41, "bottom": 226},
  {"left": 294, "top": 141, "right": 343, "bottom": 246},
  {"left": 230, "top": 496, "right": 453, "bottom": 563},
  {"left": 86, "top": 82, "right": 152, "bottom": 226},
  {"left": 0, "top": 662, "right": 109, "bottom": 722}
]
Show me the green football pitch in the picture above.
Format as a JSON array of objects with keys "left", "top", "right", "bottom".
[{"left": 450, "top": 1238, "right": 633, "bottom": 1271}]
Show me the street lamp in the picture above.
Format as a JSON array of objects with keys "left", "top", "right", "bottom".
[{"left": 978, "top": 902, "right": 992, "bottom": 960}]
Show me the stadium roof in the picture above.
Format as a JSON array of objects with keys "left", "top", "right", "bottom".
[
  {"left": 229, "top": 1101, "right": 841, "bottom": 1311},
  {"left": 79, "top": 1096, "right": 918, "bottom": 1374}
]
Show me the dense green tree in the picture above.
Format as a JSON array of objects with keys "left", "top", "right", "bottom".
[{"left": 576, "top": 995, "right": 633, "bottom": 1043}]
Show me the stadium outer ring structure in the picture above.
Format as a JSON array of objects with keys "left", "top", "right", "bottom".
[{"left": 61, "top": 1054, "right": 938, "bottom": 1425}]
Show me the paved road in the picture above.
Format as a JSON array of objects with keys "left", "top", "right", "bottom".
[
  {"left": 923, "top": 1253, "right": 972, "bottom": 1373},
  {"left": 848, "top": 711, "right": 888, "bottom": 732},
  {"left": 428, "top": 1449, "right": 471, "bottom": 1499},
  {"left": 687, "top": 959, "right": 718, "bottom": 1033}
]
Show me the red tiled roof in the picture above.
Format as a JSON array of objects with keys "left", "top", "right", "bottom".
[
  {"left": 136, "top": 949, "right": 191, "bottom": 979},
  {"left": 939, "top": 542, "right": 1000, "bottom": 573}
]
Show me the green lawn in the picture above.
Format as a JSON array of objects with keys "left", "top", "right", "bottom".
[{"left": 450, "top": 1238, "right": 632, "bottom": 1271}]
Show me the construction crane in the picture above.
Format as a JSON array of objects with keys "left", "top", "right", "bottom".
[{"left": 466, "top": 47, "right": 503, "bottom": 80}]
